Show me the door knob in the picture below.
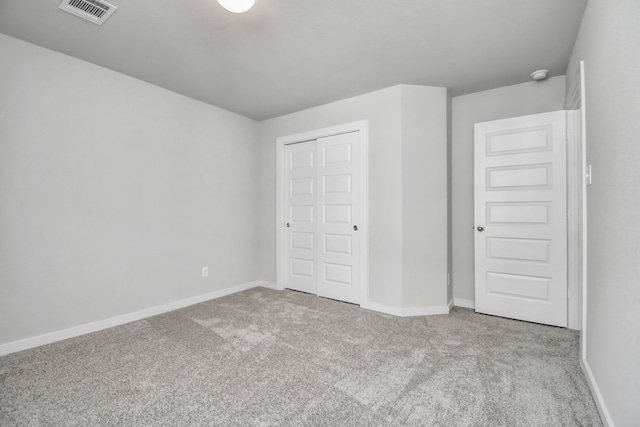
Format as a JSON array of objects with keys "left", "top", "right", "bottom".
[
  {"left": 477, "top": 226, "right": 484, "bottom": 232},
  {"left": 353, "top": 225, "right": 358, "bottom": 231},
  {"left": 286, "top": 223, "right": 290, "bottom": 228}
]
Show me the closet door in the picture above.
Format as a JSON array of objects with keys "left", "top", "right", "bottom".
[
  {"left": 283, "top": 131, "right": 361, "bottom": 305},
  {"left": 316, "top": 132, "right": 360, "bottom": 304},
  {"left": 284, "top": 141, "right": 317, "bottom": 295}
]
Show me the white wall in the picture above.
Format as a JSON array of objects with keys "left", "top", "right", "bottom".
[
  {"left": 0, "top": 35, "right": 260, "bottom": 345},
  {"left": 258, "top": 85, "right": 448, "bottom": 309},
  {"left": 565, "top": 0, "right": 640, "bottom": 425},
  {"left": 400, "top": 86, "right": 449, "bottom": 308},
  {"left": 451, "top": 77, "right": 566, "bottom": 302}
]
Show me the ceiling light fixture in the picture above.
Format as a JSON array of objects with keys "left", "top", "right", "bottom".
[
  {"left": 217, "top": 0, "right": 255, "bottom": 13},
  {"left": 531, "top": 69, "right": 549, "bottom": 81}
]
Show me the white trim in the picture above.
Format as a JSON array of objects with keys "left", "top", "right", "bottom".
[
  {"left": 402, "top": 304, "right": 451, "bottom": 316},
  {"left": 454, "top": 298, "right": 476, "bottom": 309},
  {"left": 569, "top": 60, "right": 599, "bottom": 424},
  {"left": 255, "top": 281, "right": 282, "bottom": 290},
  {"left": 565, "top": 59, "right": 588, "bottom": 334},
  {"left": 276, "top": 121, "right": 368, "bottom": 145},
  {"left": 566, "top": 109, "right": 581, "bottom": 330},
  {"left": 0, "top": 281, "right": 266, "bottom": 357},
  {"left": 276, "top": 120, "right": 369, "bottom": 304},
  {"left": 361, "top": 301, "right": 405, "bottom": 317},
  {"left": 361, "top": 301, "right": 450, "bottom": 317},
  {"left": 581, "top": 359, "right": 614, "bottom": 427},
  {"left": 579, "top": 60, "right": 588, "bottom": 358}
]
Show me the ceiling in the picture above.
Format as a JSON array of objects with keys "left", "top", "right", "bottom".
[{"left": 0, "top": 0, "right": 588, "bottom": 120}]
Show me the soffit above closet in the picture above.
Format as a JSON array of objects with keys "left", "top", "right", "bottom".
[{"left": 0, "top": 0, "right": 587, "bottom": 120}]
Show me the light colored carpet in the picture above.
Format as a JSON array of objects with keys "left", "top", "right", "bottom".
[{"left": 1, "top": 287, "right": 601, "bottom": 426}]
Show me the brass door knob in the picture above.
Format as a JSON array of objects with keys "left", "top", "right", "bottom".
[{"left": 477, "top": 226, "right": 484, "bottom": 232}]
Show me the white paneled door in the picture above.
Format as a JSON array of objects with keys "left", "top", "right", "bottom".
[
  {"left": 474, "top": 111, "right": 568, "bottom": 327},
  {"left": 316, "top": 133, "right": 360, "bottom": 303},
  {"left": 284, "top": 141, "right": 317, "bottom": 295},
  {"left": 284, "top": 131, "right": 361, "bottom": 304}
]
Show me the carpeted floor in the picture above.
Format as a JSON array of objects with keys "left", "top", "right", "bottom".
[{"left": 1, "top": 287, "right": 601, "bottom": 426}]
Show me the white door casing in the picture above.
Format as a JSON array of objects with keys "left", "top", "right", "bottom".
[
  {"left": 277, "top": 121, "right": 369, "bottom": 305},
  {"left": 474, "top": 111, "right": 568, "bottom": 327}
]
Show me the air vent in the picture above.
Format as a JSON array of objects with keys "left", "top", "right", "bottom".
[{"left": 59, "top": 0, "right": 117, "bottom": 25}]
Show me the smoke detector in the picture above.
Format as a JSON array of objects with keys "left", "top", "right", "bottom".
[{"left": 59, "top": 0, "right": 117, "bottom": 25}]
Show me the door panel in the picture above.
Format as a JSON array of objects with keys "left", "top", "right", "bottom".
[
  {"left": 475, "top": 111, "right": 567, "bottom": 327},
  {"left": 317, "top": 132, "right": 360, "bottom": 304},
  {"left": 284, "top": 141, "right": 317, "bottom": 294}
]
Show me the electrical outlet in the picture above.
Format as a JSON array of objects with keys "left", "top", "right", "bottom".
[
  {"left": 447, "top": 273, "right": 451, "bottom": 287},
  {"left": 586, "top": 164, "right": 592, "bottom": 186},
  {"left": 202, "top": 267, "right": 208, "bottom": 278}
]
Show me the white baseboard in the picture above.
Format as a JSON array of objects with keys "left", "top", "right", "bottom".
[
  {"left": 581, "top": 358, "right": 614, "bottom": 427},
  {"left": 361, "top": 301, "right": 404, "bottom": 316},
  {"left": 361, "top": 301, "right": 451, "bottom": 317},
  {"left": 0, "top": 280, "right": 266, "bottom": 357},
  {"left": 402, "top": 304, "right": 451, "bottom": 316},
  {"left": 454, "top": 298, "right": 475, "bottom": 309},
  {"left": 257, "top": 281, "right": 283, "bottom": 290}
]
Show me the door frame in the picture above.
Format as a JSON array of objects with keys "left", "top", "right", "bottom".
[
  {"left": 566, "top": 61, "right": 588, "bottom": 341},
  {"left": 275, "top": 120, "right": 369, "bottom": 304},
  {"left": 566, "top": 109, "right": 581, "bottom": 330}
]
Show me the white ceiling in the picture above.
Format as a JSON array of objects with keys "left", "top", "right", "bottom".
[{"left": 0, "top": 0, "right": 587, "bottom": 120}]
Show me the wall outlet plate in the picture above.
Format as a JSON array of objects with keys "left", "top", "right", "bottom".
[{"left": 202, "top": 267, "right": 209, "bottom": 278}]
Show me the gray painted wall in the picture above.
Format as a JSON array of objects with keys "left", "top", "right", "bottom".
[
  {"left": 400, "top": 86, "right": 449, "bottom": 308},
  {"left": 451, "top": 77, "right": 566, "bottom": 302},
  {"left": 565, "top": 0, "right": 640, "bottom": 424},
  {"left": 258, "top": 85, "right": 449, "bottom": 309},
  {"left": 0, "top": 35, "right": 260, "bottom": 345}
]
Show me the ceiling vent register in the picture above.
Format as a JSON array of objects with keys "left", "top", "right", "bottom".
[{"left": 59, "top": 0, "right": 117, "bottom": 25}]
